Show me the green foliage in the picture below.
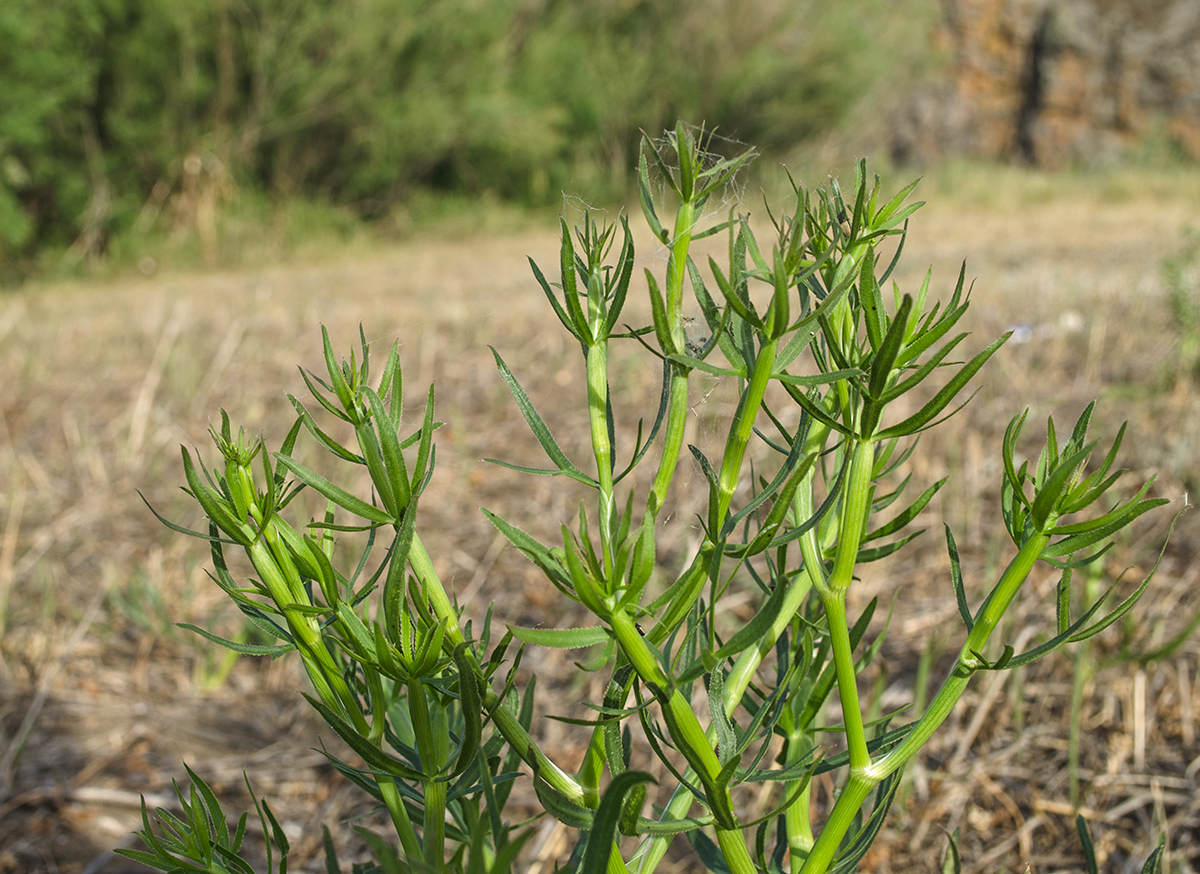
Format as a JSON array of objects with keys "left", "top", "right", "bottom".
[
  {"left": 0, "top": 0, "right": 932, "bottom": 277},
  {"left": 116, "top": 767, "right": 291, "bottom": 874},
  {"left": 1160, "top": 226, "right": 1200, "bottom": 385},
  {"left": 139, "top": 124, "right": 1173, "bottom": 874}
]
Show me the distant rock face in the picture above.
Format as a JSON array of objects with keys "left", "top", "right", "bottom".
[{"left": 891, "top": 0, "right": 1200, "bottom": 166}]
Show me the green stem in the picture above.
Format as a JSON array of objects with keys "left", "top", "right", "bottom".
[
  {"left": 410, "top": 681, "right": 446, "bottom": 868},
  {"left": 870, "top": 530, "right": 1052, "bottom": 778},
  {"left": 423, "top": 777, "right": 447, "bottom": 869},
  {"left": 649, "top": 369, "right": 691, "bottom": 517},
  {"left": 609, "top": 610, "right": 757, "bottom": 874},
  {"left": 635, "top": 444, "right": 828, "bottom": 874},
  {"left": 1068, "top": 567, "right": 1099, "bottom": 808},
  {"left": 648, "top": 197, "right": 696, "bottom": 517},
  {"left": 378, "top": 775, "right": 423, "bottom": 861},
  {"left": 820, "top": 439, "right": 876, "bottom": 774},
  {"left": 408, "top": 536, "right": 467, "bottom": 649},
  {"left": 715, "top": 339, "right": 779, "bottom": 522},
  {"left": 826, "top": 439, "right": 874, "bottom": 595},
  {"left": 665, "top": 202, "right": 695, "bottom": 325},
  {"left": 822, "top": 588, "right": 871, "bottom": 772},
  {"left": 781, "top": 718, "right": 815, "bottom": 873},
  {"left": 799, "top": 531, "right": 1053, "bottom": 874},
  {"left": 408, "top": 535, "right": 596, "bottom": 807},
  {"left": 248, "top": 535, "right": 369, "bottom": 734},
  {"left": 587, "top": 342, "right": 616, "bottom": 578},
  {"left": 794, "top": 774, "right": 874, "bottom": 874}
]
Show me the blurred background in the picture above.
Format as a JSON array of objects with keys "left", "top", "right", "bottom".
[
  {"left": 2, "top": 1, "right": 1200, "bottom": 872},
  {"left": 2, "top": 0, "right": 1197, "bottom": 283}
]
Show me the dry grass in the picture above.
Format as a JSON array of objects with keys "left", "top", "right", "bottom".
[{"left": 1, "top": 168, "right": 1199, "bottom": 874}]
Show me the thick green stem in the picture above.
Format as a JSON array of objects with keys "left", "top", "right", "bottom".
[
  {"left": 822, "top": 589, "right": 871, "bottom": 773},
  {"left": 248, "top": 535, "right": 368, "bottom": 734},
  {"left": 636, "top": 442, "right": 828, "bottom": 874},
  {"left": 782, "top": 718, "right": 815, "bottom": 874},
  {"left": 609, "top": 610, "right": 757, "bottom": 874},
  {"left": 649, "top": 369, "right": 691, "bottom": 517},
  {"left": 665, "top": 202, "right": 695, "bottom": 326},
  {"left": 587, "top": 340, "right": 616, "bottom": 578},
  {"left": 408, "top": 536, "right": 467, "bottom": 649},
  {"left": 795, "top": 774, "right": 874, "bottom": 874},
  {"left": 422, "top": 777, "right": 447, "bottom": 869},
  {"left": 410, "top": 681, "right": 446, "bottom": 868},
  {"left": 826, "top": 439, "right": 874, "bottom": 595},
  {"left": 378, "top": 776, "right": 423, "bottom": 861},
  {"left": 715, "top": 339, "right": 779, "bottom": 523},
  {"left": 817, "top": 439, "right": 876, "bottom": 775},
  {"left": 648, "top": 197, "right": 696, "bottom": 518}
]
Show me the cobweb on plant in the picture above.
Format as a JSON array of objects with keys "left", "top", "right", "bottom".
[{"left": 648, "top": 123, "right": 756, "bottom": 235}]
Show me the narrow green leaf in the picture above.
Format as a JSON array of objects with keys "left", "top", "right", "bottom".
[
  {"left": 857, "top": 529, "right": 926, "bottom": 563},
  {"left": 874, "top": 333, "right": 1010, "bottom": 440},
  {"left": 481, "top": 509, "right": 572, "bottom": 595},
  {"left": 774, "top": 367, "right": 862, "bottom": 388},
  {"left": 320, "top": 325, "right": 354, "bottom": 413},
  {"left": 506, "top": 624, "right": 611, "bottom": 649},
  {"left": 864, "top": 479, "right": 945, "bottom": 542},
  {"left": 558, "top": 218, "right": 584, "bottom": 328},
  {"left": 382, "top": 513, "right": 420, "bottom": 654},
  {"left": 1057, "top": 571, "right": 1072, "bottom": 635},
  {"left": 1076, "top": 815, "right": 1098, "bottom": 874},
  {"left": 860, "top": 252, "right": 887, "bottom": 352},
  {"left": 676, "top": 121, "right": 696, "bottom": 201},
  {"left": 451, "top": 644, "right": 483, "bottom": 777},
  {"left": 874, "top": 178, "right": 922, "bottom": 228},
  {"left": 176, "top": 624, "right": 294, "bottom": 657},
  {"left": 367, "top": 386, "right": 412, "bottom": 506},
  {"left": 688, "top": 830, "right": 733, "bottom": 874},
  {"left": 710, "top": 256, "right": 762, "bottom": 330},
  {"left": 875, "top": 334, "right": 967, "bottom": 406},
  {"left": 303, "top": 694, "right": 425, "bottom": 782},
  {"left": 111, "top": 847, "right": 173, "bottom": 871},
  {"left": 139, "top": 490, "right": 238, "bottom": 545},
  {"left": 1042, "top": 498, "right": 1168, "bottom": 557},
  {"left": 274, "top": 454, "right": 393, "bottom": 524},
  {"left": 582, "top": 771, "right": 656, "bottom": 874},
  {"left": 1053, "top": 479, "right": 1154, "bottom": 534},
  {"left": 490, "top": 348, "right": 597, "bottom": 487},
  {"left": 532, "top": 774, "right": 594, "bottom": 830},
  {"left": 639, "top": 151, "right": 669, "bottom": 243},
  {"left": 605, "top": 217, "right": 637, "bottom": 336},
  {"left": 1030, "top": 443, "right": 1094, "bottom": 531},
  {"left": 529, "top": 255, "right": 576, "bottom": 336},
  {"left": 708, "top": 669, "right": 737, "bottom": 765}
]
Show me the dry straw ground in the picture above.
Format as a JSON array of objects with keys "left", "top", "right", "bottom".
[{"left": 1, "top": 168, "right": 1199, "bottom": 874}]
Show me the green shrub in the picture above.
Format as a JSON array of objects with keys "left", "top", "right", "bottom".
[{"left": 0, "top": 0, "right": 931, "bottom": 276}]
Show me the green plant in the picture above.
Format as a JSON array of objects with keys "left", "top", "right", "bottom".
[
  {"left": 1160, "top": 226, "right": 1200, "bottom": 386},
  {"left": 119, "top": 767, "right": 292, "bottom": 874},
  {"left": 1, "top": 0, "right": 936, "bottom": 278},
  {"left": 134, "top": 123, "right": 1174, "bottom": 874}
]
